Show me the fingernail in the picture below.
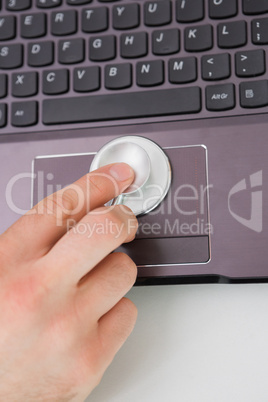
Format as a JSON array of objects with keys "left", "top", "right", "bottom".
[{"left": 109, "top": 163, "right": 134, "bottom": 182}]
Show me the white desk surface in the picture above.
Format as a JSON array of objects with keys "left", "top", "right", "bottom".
[{"left": 87, "top": 284, "right": 268, "bottom": 402}]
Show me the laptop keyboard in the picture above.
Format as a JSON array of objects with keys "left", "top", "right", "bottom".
[{"left": 0, "top": 0, "right": 268, "bottom": 134}]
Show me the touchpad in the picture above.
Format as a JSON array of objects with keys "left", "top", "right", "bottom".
[{"left": 32, "top": 145, "right": 210, "bottom": 266}]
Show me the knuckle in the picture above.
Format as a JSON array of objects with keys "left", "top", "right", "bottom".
[
  {"left": 120, "top": 297, "right": 138, "bottom": 319},
  {"left": 114, "top": 252, "right": 137, "bottom": 276},
  {"left": 42, "top": 190, "right": 76, "bottom": 217},
  {"left": 107, "top": 206, "right": 124, "bottom": 222},
  {"left": 98, "top": 298, "right": 137, "bottom": 346},
  {"left": 60, "top": 188, "right": 78, "bottom": 212},
  {"left": 3, "top": 270, "right": 48, "bottom": 316},
  {"left": 75, "top": 348, "right": 104, "bottom": 390},
  {"left": 106, "top": 208, "right": 129, "bottom": 239},
  {"left": 117, "top": 205, "right": 139, "bottom": 234},
  {"left": 117, "top": 205, "right": 137, "bottom": 220},
  {"left": 100, "top": 254, "right": 137, "bottom": 295},
  {"left": 114, "top": 252, "right": 137, "bottom": 283},
  {"left": 115, "top": 298, "right": 138, "bottom": 337},
  {"left": 88, "top": 205, "right": 138, "bottom": 244},
  {"left": 87, "top": 174, "right": 107, "bottom": 198},
  {"left": 112, "top": 253, "right": 137, "bottom": 285},
  {"left": 126, "top": 217, "right": 139, "bottom": 242},
  {"left": 110, "top": 206, "right": 138, "bottom": 240}
]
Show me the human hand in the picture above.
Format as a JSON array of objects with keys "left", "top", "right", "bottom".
[{"left": 0, "top": 163, "right": 138, "bottom": 402}]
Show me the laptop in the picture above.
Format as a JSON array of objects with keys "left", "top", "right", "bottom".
[{"left": 0, "top": 0, "right": 267, "bottom": 285}]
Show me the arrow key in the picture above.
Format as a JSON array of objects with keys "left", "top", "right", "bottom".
[
  {"left": 202, "top": 53, "right": 230, "bottom": 81},
  {"left": 235, "top": 49, "right": 265, "bottom": 77}
]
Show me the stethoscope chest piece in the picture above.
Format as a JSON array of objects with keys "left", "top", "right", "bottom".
[{"left": 90, "top": 136, "right": 172, "bottom": 216}]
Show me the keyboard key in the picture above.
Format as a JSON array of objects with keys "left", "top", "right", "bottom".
[
  {"left": 113, "top": 3, "right": 140, "bottom": 30},
  {"left": 11, "top": 101, "right": 37, "bottom": 127},
  {"left": 218, "top": 21, "right": 247, "bottom": 48},
  {"left": 209, "top": 0, "right": 238, "bottom": 19},
  {"left": 28, "top": 41, "right": 54, "bottom": 66},
  {"left": 169, "top": 57, "right": 197, "bottom": 83},
  {"left": 0, "top": 103, "right": 7, "bottom": 128},
  {"left": 136, "top": 60, "right": 164, "bottom": 87},
  {"left": 144, "top": 1, "right": 171, "bottom": 26},
  {"left": 6, "top": 0, "right": 31, "bottom": 10},
  {"left": 243, "top": 0, "right": 268, "bottom": 15},
  {"left": 51, "top": 10, "right": 77, "bottom": 36},
  {"left": 43, "top": 87, "right": 201, "bottom": 125},
  {"left": 252, "top": 18, "right": 268, "bottom": 44},
  {"left": 12, "top": 71, "right": 38, "bottom": 97},
  {"left": 202, "top": 53, "right": 230, "bottom": 80},
  {"left": 206, "top": 83, "right": 235, "bottom": 111},
  {"left": 105, "top": 63, "right": 132, "bottom": 89},
  {"left": 89, "top": 35, "right": 116, "bottom": 61},
  {"left": 58, "top": 38, "right": 84, "bottom": 64},
  {"left": 82, "top": 7, "right": 108, "bottom": 33},
  {"left": 0, "top": 74, "right": 7, "bottom": 98},
  {"left": 185, "top": 25, "right": 213, "bottom": 52},
  {"left": 0, "top": 44, "right": 23, "bottom": 69},
  {"left": 37, "top": 0, "right": 61, "bottom": 7},
  {"left": 240, "top": 80, "right": 268, "bottom": 108},
  {"left": 73, "top": 66, "right": 100, "bottom": 92},
  {"left": 43, "top": 69, "right": 69, "bottom": 95},
  {"left": 236, "top": 49, "right": 265, "bottom": 77},
  {"left": 21, "top": 13, "right": 46, "bottom": 38},
  {"left": 120, "top": 32, "right": 148, "bottom": 58},
  {"left": 67, "top": 0, "right": 92, "bottom": 4},
  {"left": 176, "top": 0, "right": 204, "bottom": 23},
  {"left": 0, "top": 15, "right": 16, "bottom": 41},
  {"left": 152, "top": 29, "right": 180, "bottom": 55}
]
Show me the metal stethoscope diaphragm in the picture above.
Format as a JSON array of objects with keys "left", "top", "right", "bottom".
[{"left": 90, "top": 136, "right": 172, "bottom": 216}]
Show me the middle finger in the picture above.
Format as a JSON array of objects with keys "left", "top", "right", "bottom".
[{"left": 41, "top": 205, "right": 138, "bottom": 287}]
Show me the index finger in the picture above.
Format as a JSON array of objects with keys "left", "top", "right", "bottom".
[{"left": 3, "top": 163, "right": 134, "bottom": 260}]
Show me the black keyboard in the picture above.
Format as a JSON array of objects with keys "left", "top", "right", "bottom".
[{"left": 1, "top": 0, "right": 268, "bottom": 135}]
